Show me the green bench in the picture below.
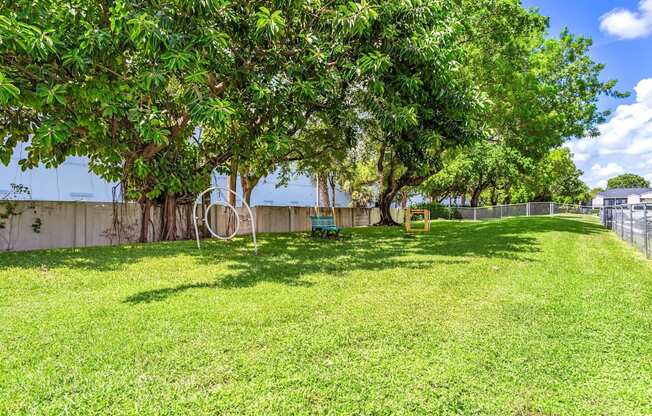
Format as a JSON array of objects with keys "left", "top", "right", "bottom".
[{"left": 310, "top": 216, "right": 341, "bottom": 238}]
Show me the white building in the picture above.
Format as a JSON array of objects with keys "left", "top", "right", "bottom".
[
  {"left": 592, "top": 188, "right": 652, "bottom": 208},
  {"left": 0, "top": 143, "right": 116, "bottom": 201},
  {"left": 212, "top": 171, "right": 351, "bottom": 207},
  {"left": 1, "top": 143, "right": 351, "bottom": 206}
]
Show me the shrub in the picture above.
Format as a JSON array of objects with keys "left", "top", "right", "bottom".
[{"left": 412, "top": 202, "right": 462, "bottom": 220}]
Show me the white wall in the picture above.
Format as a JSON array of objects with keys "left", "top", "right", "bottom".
[
  {"left": 640, "top": 192, "right": 652, "bottom": 203},
  {"left": 2, "top": 144, "right": 351, "bottom": 206},
  {"left": 212, "top": 170, "right": 351, "bottom": 207},
  {"left": 592, "top": 195, "right": 604, "bottom": 208},
  {"left": 0, "top": 143, "right": 117, "bottom": 202},
  {"left": 628, "top": 194, "right": 642, "bottom": 204}
]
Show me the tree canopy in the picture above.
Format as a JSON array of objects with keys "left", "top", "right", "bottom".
[
  {"left": 606, "top": 174, "right": 650, "bottom": 190},
  {"left": 510, "top": 148, "right": 590, "bottom": 204},
  {"left": 1, "top": 0, "right": 622, "bottom": 235}
]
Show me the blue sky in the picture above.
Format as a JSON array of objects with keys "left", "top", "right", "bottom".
[{"left": 523, "top": 0, "right": 652, "bottom": 188}]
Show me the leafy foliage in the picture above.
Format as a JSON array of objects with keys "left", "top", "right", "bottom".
[
  {"left": 423, "top": 142, "right": 529, "bottom": 207},
  {"left": 511, "top": 148, "right": 590, "bottom": 204},
  {"left": 1, "top": 0, "right": 351, "bottom": 240},
  {"left": 606, "top": 173, "right": 650, "bottom": 190},
  {"left": 0, "top": 0, "right": 622, "bottom": 232}
]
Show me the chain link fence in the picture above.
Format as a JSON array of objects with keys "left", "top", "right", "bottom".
[
  {"left": 453, "top": 202, "right": 598, "bottom": 221},
  {"left": 602, "top": 204, "right": 651, "bottom": 259},
  {"left": 446, "top": 201, "right": 650, "bottom": 260}
]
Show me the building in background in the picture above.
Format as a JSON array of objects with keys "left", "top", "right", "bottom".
[
  {"left": 0, "top": 143, "right": 115, "bottom": 202},
  {"left": 1, "top": 143, "right": 351, "bottom": 206},
  {"left": 212, "top": 171, "right": 351, "bottom": 207},
  {"left": 592, "top": 188, "right": 652, "bottom": 207}
]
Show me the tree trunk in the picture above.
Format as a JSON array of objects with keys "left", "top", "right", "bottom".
[
  {"left": 318, "top": 174, "right": 330, "bottom": 208},
  {"left": 376, "top": 187, "right": 401, "bottom": 226},
  {"left": 228, "top": 158, "right": 237, "bottom": 207},
  {"left": 139, "top": 199, "right": 152, "bottom": 243},
  {"left": 241, "top": 174, "right": 260, "bottom": 206},
  {"left": 470, "top": 181, "right": 487, "bottom": 207},
  {"left": 184, "top": 204, "right": 193, "bottom": 239},
  {"left": 502, "top": 184, "right": 512, "bottom": 205},
  {"left": 160, "top": 193, "right": 178, "bottom": 241},
  {"left": 470, "top": 187, "right": 482, "bottom": 207},
  {"left": 328, "top": 174, "right": 337, "bottom": 207},
  {"left": 490, "top": 187, "right": 499, "bottom": 206}
]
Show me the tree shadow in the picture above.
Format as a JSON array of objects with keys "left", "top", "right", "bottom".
[
  {"left": 0, "top": 215, "right": 606, "bottom": 305},
  {"left": 121, "top": 216, "right": 605, "bottom": 304}
]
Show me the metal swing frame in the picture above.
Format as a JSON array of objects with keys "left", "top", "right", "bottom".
[{"left": 193, "top": 186, "right": 258, "bottom": 254}]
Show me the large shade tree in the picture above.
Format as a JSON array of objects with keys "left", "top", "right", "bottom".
[
  {"left": 1, "top": 0, "right": 354, "bottom": 240},
  {"left": 1, "top": 0, "right": 625, "bottom": 234},
  {"left": 413, "top": 0, "right": 622, "bottom": 213},
  {"left": 0, "top": 0, "right": 236, "bottom": 241},
  {"left": 343, "top": 0, "right": 484, "bottom": 225},
  {"left": 341, "top": 0, "right": 620, "bottom": 224},
  {"left": 453, "top": 1, "right": 623, "bottom": 205}
]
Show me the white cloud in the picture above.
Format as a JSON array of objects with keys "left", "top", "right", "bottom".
[
  {"left": 600, "top": 0, "right": 652, "bottom": 39},
  {"left": 565, "top": 77, "right": 652, "bottom": 187},
  {"left": 625, "top": 137, "right": 652, "bottom": 154},
  {"left": 591, "top": 162, "right": 624, "bottom": 178},
  {"left": 635, "top": 78, "right": 652, "bottom": 104},
  {"left": 572, "top": 78, "right": 652, "bottom": 156},
  {"left": 573, "top": 152, "right": 590, "bottom": 162}
]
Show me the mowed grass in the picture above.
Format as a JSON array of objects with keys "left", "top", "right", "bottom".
[{"left": 2, "top": 215, "right": 652, "bottom": 415}]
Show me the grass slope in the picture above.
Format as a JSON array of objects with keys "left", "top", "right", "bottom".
[{"left": 1, "top": 215, "right": 652, "bottom": 415}]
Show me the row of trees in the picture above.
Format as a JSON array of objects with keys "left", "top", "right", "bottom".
[
  {"left": 418, "top": 146, "right": 591, "bottom": 206},
  {"left": 1, "top": 0, "right": 621, "bottom": 237}
]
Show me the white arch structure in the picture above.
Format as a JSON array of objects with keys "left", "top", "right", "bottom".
[{"left": 193, "top": 186, "right": 258, "bottom": 254}]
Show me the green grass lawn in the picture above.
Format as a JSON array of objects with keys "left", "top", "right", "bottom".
[{"left": 2, "top": 215, "right": 652, "bottom": 415}]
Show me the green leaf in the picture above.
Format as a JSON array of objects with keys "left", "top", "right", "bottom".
[
  {"left": 0, "top": 73, "right": 20, "bottom": 104},
  {"left": 356, "top": 51, "right": 392, "bottom": 75},
  {"left": 255, "top": 7, "right": 286, "bottom": 38}
]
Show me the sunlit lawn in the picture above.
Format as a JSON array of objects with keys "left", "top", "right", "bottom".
[{"left": 2, "top": 215, "right": 652, "bottom": 415}]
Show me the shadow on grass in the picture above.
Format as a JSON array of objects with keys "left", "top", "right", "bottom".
[{"left": 0, "top": 215, "right": 606, "bottom": 304}]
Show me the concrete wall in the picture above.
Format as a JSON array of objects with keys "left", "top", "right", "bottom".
[{"left": 0, "top": 201, "right": 403, "bottom": 252}]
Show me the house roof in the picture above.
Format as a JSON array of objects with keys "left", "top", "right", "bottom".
[{"left": 597, "top": 188, "right": 652, "bottom": 198}]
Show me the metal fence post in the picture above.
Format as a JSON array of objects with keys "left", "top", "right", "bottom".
[
  {"left": 527, "top": 202, "right": 530, "bottom": 217},
  {"left": 645, "top": 204, "right": 649, "bottom": 259},
  {"left": 500, "top": 205, "right": 503, "bottom": 219},
  {"left": 621, "top": 208, "right": 625, "bottom": 240},
  {"left": 473, "top": 207, "right": 477, "bottom": 221},
  {"left": 549, "top": 202, "right": 553, "bottom": 216},
  {"left": 630, "top": 205, "right": 634, "bottom": 245}
]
